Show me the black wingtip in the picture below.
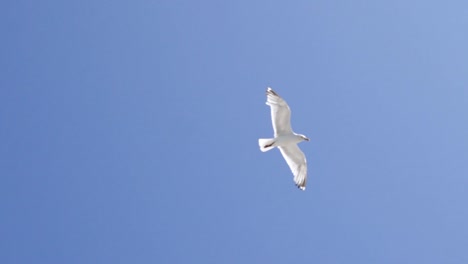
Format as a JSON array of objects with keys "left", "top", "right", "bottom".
[
  {"left": 266, "top": 87, "right": 278, "bottom": 96},
  {"left": 296, "top": 184, "right": 306, "bottom": 191}
]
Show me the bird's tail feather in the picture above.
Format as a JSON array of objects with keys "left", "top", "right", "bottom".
[{"left": 258, "top": 138, "right": 275, "bottom": 152}]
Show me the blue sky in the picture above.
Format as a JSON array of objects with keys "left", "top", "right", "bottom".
[{"left": 2, "top": 0, "right": 468, "bottom": 263}]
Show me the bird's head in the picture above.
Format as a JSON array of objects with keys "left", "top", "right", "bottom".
[{"left": 299, "top": 134, "right": 310, "bottom": 142}]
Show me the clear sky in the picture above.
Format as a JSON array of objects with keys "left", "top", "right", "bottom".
[{"left": 2, "top": 0, "right": 468, "bottom": 263}]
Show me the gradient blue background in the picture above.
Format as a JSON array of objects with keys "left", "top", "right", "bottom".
[{"left": 2, "top": 0, "right": 468, "bottom": 263}]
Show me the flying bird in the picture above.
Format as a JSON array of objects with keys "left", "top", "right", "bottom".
[{"left": 258, "top": 87, "right": 309, "bottom": 190}]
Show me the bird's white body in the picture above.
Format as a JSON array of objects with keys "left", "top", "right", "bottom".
[
  {"left": 258, "top": 88, "right": 309, "bottom": 190},
  {"left": 259, "top": 134, "right": 304, "bottom": 151},
  {"left": 273, "top": 134, "right": 305, "bottom": 145}
]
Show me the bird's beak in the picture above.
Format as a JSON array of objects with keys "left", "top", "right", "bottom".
[{"left": 305, "top": 137, "right": 310, "bottom": 141}]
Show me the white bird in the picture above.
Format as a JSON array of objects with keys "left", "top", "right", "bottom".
[{"left": 258, "top": 87, "right": 309, "bottom": 190}]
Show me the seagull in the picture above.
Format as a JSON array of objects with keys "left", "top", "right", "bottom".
[{"left": 258, "top": 87, "right": 309, "bottom": 190}]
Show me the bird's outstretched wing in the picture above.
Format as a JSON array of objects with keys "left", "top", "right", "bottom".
[
  {"left": 266, "top": 88, "right": 293, "bottom": 136},
  {"left": 278, "top": 144, "right": 307, "bottom": 190}
]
